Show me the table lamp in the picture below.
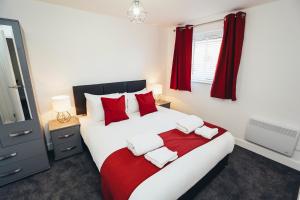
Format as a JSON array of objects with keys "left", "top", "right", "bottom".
[
  {"left": 150, "top": 84, "right": 163, "bottom": 100},
  {"left": 52, "top": 95, "right": 71, "bottom": 123}
]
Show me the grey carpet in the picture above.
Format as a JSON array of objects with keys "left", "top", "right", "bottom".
[{"left": 0, "top": 146, "right": 299, "bottom": 200}]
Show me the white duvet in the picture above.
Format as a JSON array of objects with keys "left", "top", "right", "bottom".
[{"left": 80, "top": 107, "right": 234, "bottom": 200}]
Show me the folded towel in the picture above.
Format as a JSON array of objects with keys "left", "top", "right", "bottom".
[
  {"left": 195, "top": 126, "right": 218, "bottom": 139},
  {"left": 145, "top": 147, "right": 178, "bottom": 168},
  {"left": 127, "top": 134, "right": 164, "bottom": 156},
  {"left": 176, "top": 115, "right": 204, "bottom": 134}
]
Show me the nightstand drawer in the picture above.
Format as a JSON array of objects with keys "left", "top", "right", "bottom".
[
  {"left": 0, "top": 140, "right": 45, "bottom": 166},
  {"left": 0, "top": 154, "right": 49, "bottom": 186},
  {"left": 51, "top": 126, "right": 80, "bottom": 146},
  {"left": 53, "top": 139, "right": 82, "bottom": 160}
]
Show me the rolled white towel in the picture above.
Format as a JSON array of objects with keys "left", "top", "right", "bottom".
[
  {"left": 195, "top": 126, "right": 218, "bottom": 139},
  {"left": 127, "top": 134, "right": 164, "bottom": 156},
  {"left": 145, "top": 147, "right": 178, "bottom": 168},
  {"left": 176, "top": 115, "right": 204, "bottom": 134}
]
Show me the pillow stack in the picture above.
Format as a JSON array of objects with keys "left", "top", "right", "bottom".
[
  {"left": 84, "top": 89, "right": 158, "bottom": 126},
  {"left": 85, "top": 93, "right": 123, "bottom": 122}
]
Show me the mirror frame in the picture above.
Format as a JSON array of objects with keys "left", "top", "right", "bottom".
[{"left": 0, "top": 18, "right": 39, "bottom": 126}]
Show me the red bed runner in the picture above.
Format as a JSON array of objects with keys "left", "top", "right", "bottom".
[{"left": 100, "top": 122, "right": 227, "bottom": 200}]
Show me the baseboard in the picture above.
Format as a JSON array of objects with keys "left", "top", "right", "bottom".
[{"left": 235, "top": 138, "right": 300, "bottom": 171}]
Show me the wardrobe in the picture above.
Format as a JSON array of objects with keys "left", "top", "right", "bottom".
[{"left": 0, "top": 18, "right": 49, "bottom": 186}]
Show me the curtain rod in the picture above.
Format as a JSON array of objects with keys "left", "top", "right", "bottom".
[
  {"left": 173, "top": 12, "right": 246, "bottom": 32},
  {"left": 173, "top": 18, "right": 224, "bottom": 32}
]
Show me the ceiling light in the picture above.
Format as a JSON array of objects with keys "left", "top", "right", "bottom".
[{"left": 127, "top": 0, "right": 147, "bottom": 23}]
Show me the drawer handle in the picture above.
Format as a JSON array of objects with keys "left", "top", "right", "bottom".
[
  {"left": 61, "top": 146, "right": 77, "bottom": 152},
  {"left": 9, "top": 130, "right": 32, "bottom": 137},
  {"left": 0, "top": 152, "right": 17, "bottom": 161},
  {"left": 0, "top": 168, "right": 22, "bottom": 178},
  {"left": 58, "top": 133, "right": 75, "bottom": 139}
]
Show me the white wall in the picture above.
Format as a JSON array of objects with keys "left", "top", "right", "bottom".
[
  {"left": 0, "top": 0, "right": 166, "bottom": 148},
  {"left": 1, "top": 0, "right": 299, "bottom": 169},
  {"left": 163, "top": 0, "right": 300, "bottom": 170}
]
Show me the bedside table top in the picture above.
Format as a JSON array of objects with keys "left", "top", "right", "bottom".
[
  {"left": 155, "top": 99, "right": 170, "bottom": 105},
  {"left": 49, "top": 117, "right": 80, "bottom": 132}
]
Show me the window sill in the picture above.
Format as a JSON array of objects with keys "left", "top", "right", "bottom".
[{"left": 191, "top": 80, "right": 212, "bottom": 85}]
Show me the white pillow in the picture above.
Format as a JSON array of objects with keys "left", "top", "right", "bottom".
[
  {"left": 84, "top": 93, "right": 124, "bottom": 122},
  {"left": 126, "top": 88, "right": 147, "bottom": 114}
]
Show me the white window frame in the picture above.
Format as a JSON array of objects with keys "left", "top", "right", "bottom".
[{"left": 191, "top": 29, "right": 223, "bottom": 84}]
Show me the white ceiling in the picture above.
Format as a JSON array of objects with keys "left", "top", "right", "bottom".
[{"left": 38, "top": 0, "right": 276, "bottom": 26}]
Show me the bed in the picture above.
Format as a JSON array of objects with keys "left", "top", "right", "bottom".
[{"left": 73, "top": 80, "right": 234, "bottom": 200}]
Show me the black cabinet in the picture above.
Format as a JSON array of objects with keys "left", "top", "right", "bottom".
[{"left": 49, "top": 117, "right": 83, "bottom": 160}]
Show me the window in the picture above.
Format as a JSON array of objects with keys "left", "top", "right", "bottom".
[{"left": 191, "top": 29, "right": 223, "bottom": 84}]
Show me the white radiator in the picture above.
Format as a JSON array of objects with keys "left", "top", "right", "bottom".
[{"left": 245, "top": 117, "right": 300, "bottom": 157}]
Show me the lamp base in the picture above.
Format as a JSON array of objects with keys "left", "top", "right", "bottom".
[{"left": 56, "top": 111, "right": 71, "bottom": 123}]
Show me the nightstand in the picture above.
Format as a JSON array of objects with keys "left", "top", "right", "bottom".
[
  {"left": 49, "top": 117, "right": 83, "bottom": 160},
  {"left": 156, "top": 99, "right": 171, "bottom": 109}
]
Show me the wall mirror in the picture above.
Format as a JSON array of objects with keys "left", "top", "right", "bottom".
[{"left": 0, "top": 23, "right": 32, "bottom": 124}]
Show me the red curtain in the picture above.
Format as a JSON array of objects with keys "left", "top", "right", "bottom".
[
  {"left": 210, "top": 12, "right": 246, "bottom": 100},
  {"left": 170, "top": 25, "right": 193, "bottom": 91}
]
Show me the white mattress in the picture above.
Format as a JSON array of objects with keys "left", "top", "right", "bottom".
[{"left": 80, "top": 107, "right": 234, "bottom": 200}]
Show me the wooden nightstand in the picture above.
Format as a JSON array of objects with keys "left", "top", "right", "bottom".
[
  {"left": 49, "top": 117, "right": 83, "bottom": 160},
  {"left": 156, "top": 99, "right": 171, "bottom": 109}
]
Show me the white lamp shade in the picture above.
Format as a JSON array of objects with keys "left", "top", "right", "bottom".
[
  {"left": 150, "top": 84, "right": 163, "bottom": 96},
  {"left": 52, "top": 95, "right": 71, "bottom": 112}
]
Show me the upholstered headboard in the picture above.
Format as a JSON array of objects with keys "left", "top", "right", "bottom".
[{"left": 72, "top": 80, "right": 146, "bottom": 115}]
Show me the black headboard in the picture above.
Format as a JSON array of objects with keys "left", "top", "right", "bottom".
[{"left": 72, "top": 80, "right": 146, "bottom": 115}]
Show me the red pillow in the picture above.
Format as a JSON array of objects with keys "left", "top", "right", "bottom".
[
  {"left": 101, "top": 95, "right": 129, "bottom": 126},
  {"left": 135, "top": 91, "right": 158, "bottom": 116}
]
